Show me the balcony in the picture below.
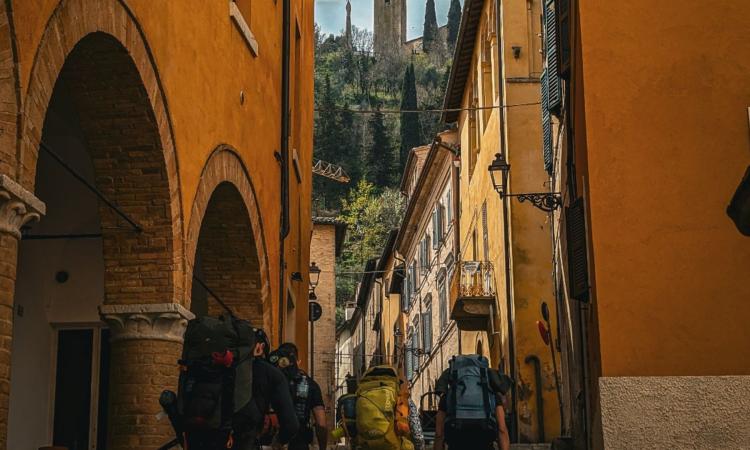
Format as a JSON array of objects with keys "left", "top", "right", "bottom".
[{"left": 449, "top": 261, "right": 496, "bottom": 331}]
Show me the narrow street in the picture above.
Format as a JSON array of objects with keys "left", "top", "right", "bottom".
[{"left": 0, "top": 1, "right": 746, "bottom": 450}]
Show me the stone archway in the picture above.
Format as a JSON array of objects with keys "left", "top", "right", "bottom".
[
  {"left": 0, "top": 1, "right": 187, "bottom": 449},
  {"left": 185, "top": 146, "right": 271, "bottom": 332}
]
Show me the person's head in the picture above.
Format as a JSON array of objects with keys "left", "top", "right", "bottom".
[
  {"left": 269, "top": 342, "right": 300, "bottom": 370},
  {"left": 253, "top": 327, "right": 270, "bottom": 358}
]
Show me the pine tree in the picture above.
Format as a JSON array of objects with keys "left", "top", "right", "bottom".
[
  {"left": 422, "top": 0, "right": 439, "bottom": 53},
  {"left": 400, "top": 64, "right": 422, "bottom": 171},
  {"left": 447, "top": 0, "right": 462, "bottom": 51},
  {"left": 366, "top": 107, "right": 396, "bottom": 188}
]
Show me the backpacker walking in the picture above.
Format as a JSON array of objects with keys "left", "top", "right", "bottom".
[
  {"left": 332, "top": 365, "right": 416, "bottom": 450},
  {"left": 159, "top": 316, "right": 298, "bottom": 450},
  {"left": 433, "top": 355, "right": 510, "bottom": 450},
  {"left": 267, "top": 342, "right": 328, "bottom": 450}
]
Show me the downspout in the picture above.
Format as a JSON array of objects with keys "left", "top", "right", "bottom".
[
  {"left": 279, "top": 0, "right": 291, "bottom": 344},
  {"left": 495, "top": 0, "right": 519, "bottom": 440},
  {"left": 525, "top": 355, "right": 545, "bottom": 442}
]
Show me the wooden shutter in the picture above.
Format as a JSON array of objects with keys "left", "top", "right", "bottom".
[
  {"left": 432, "top": 209, "right": 440, "bottom": 249},
  {"left": 541, "top": 69, "right": 553, "bottom": 174},
  {"left": 544, "top": 0, "right": 562, "bottom": 114},
  {"left": 557, "top": 0, "right": 571, "bottom": 79},
  {"left": 566, "top": 197, "right": 590, "bottom": 301}
]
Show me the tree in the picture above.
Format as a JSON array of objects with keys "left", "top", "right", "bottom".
[
  {"left": 447, "top": 0, "right": 462, "bottom": 51},
  {"left": 400, "top": 64, "right": 422, "bottom": 171},
  {"left": 313, "top": 75, "right": 345, "bottom": 210},
  {"left": 366, "top": 107, "right": 396, "bottom": 188},
  {"left": 422, "top": 0, "right": 439, "bottom": 53},
  {"left": 336, "top": 181, "right": 404, "bottom": 307}
]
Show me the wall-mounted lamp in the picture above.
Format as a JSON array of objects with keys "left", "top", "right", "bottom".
[
  {"left": 291, "top": 272, "right": 303, "bottom": 282},
  {"left": 488, "top": 153, "right": 562, "bottom": 212},
  {"left": 309, "top": 262, "right": 322, "bottom": 290},
  {"left": 512, "top": 46, "right": 522, "bottom": 59}
]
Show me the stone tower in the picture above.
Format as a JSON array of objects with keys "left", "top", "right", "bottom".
[
  {"left": 374, "top": 0, "right": 407, "bottom": 56},
  {"left": 345, "top": 0, "right": 352, "bottom": 46}
]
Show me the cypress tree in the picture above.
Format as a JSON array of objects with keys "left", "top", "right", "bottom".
[
  {"left": 313, "top": 75, "right": 342, "bottom": 209},
  {"left": 447, "top": 0, "right": 462, "bottom": 51},
  {"left": 422, "top": 0, "right": 439, "bottom": 53},
  {"left": 366, "top": 106, "right": 396, "bottom": 188},
  {"left": 399, "top": 64, "right": 422, "bottom": 171}
]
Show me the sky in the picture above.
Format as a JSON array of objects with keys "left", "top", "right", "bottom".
[{"left": 315, "top": 0, "right": 456, "bottom": 41}]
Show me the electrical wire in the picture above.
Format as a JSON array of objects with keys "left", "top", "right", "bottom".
[{"left": 313, "top": 101, "right": 541, "bottom": 115}]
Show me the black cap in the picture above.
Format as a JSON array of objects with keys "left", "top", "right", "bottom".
[{"left": 253, "top": 327, "right": 270, "bottom": 357}]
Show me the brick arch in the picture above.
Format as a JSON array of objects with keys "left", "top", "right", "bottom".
[
  {"left": 185, "top": 146, "right": 271, "bottom": 331},
  {"left": 0, "top": 2, "right": 20, "bottom": 180},
  {"left": 17, "top": 0, "right": 184, "bottom": 305}
]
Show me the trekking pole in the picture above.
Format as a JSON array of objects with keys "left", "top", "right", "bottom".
[
  {"left": 193, "top": 274, "right": 237, "bottom": 318},
  {"left": 156, "top": 438, "right": 180, "bottom": 450},
  {"left": 541, "top": 301, "right": 564, "bottom": 435}
]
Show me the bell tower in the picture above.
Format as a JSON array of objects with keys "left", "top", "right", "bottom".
[{"left": 374, "top": 0, "right": 407, "bottom": 56}]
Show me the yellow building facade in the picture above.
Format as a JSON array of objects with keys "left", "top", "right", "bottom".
[
  {"left": 546, "top": 0, "right": 750, "bottom": 447},
  {"left": 443, "top": 0, "right": 561, "bottom": 443},
  {"left": 0, "top": 1, "right": 314, "bottom": 448}
]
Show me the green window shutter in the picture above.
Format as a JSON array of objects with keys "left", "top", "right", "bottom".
[
  {"left": 566, "top": 197, "right": 590, "bottom": 301},
  {"left": 541, "top": 69, "right": 553, "bottom": 174},
  {"left": 544, "top": 0, "right": 562, "bottom": 114},
  {"left": 557, "top": 0, "right": 571, "bottom": 79}
]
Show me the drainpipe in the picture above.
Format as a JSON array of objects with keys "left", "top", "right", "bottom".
[
  {"left": 495, "top": 0, "right": 519, "bottom": 441},
  {"left": 525, "top": 355, "right": 545, "bottom": 442},
  {"left": 279, "top": 0, "right": 291, "bottom": 344}
]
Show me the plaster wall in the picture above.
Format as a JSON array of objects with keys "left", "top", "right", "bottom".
[
  {"left": 456, "top": 0, "right": 558, "bottom": 441},
  {"left": 576, "top": 0, "right": 750, "bottom": 376},
  {"left": 599, "top": 376, "right": 750, "bottom": 449},
  {"left": 9, "top": 84, "right": 104, "bottom": 450}
]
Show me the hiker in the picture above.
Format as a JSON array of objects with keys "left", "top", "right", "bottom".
[
  {"left": 433, "top": 355, "right": 511, "bottom": 450},
  {"left": 163, "top": 315, "right": 298, "bottom": 450},
  {"left": 268, "top": 342, "right": 328, "bottom": 450},
  {"left": 233, "top": 328, "right": 300, "bottom": 450}
]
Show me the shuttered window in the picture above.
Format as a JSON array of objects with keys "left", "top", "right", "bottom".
[
  {"left": 544, "top": 0, "right": 562, "bottom": 114},
  {"left": 566, "top": 197, "right": 590, "bottom": 301},
  {"left": 438, "top": 272, "right": 448, "bottom": 330},
  {"left": 541, "top": 69, "right": 553, "bottom": 174},
  {"left": 557, "top": 0, "right": 571, "bottom": 78},
  {"left": 405, "top": 331, "right": 414, "bottom": 380},
  {"left": 432, "top": 209, "right": 440, "bottom": 249},
  {"left": 423, "top": 295, "right": 433, "bottom": 352}
]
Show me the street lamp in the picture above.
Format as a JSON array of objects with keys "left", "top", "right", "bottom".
[
  {"left": 309, "top": 261, "right": 321, "bottom": 291},
  {"left": 488, "top": 153, "right": 562, "bottom": 212},
  {"left": 308, "top": 262, "right": 322, "bottom": 378}
]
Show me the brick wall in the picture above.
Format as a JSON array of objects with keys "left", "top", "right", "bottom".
[
  {"left": 195, "top": 182, "right": 263, "bottom": 325},
  {"left": 59, "top": 34, "right": 180, "bottom": 307},
  {"left": 310, "top": 223, "right": 337, "bottom": 428},
  {"left": 107, "top": 340, "right": 181, "bottom": 450},
  {"left": 0, "top": 234, "right": 17, "bottom": 447}
]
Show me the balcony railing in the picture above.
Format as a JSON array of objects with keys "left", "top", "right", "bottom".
[{"left": 449, "top": 261, "right": 496, "bottom": 331}]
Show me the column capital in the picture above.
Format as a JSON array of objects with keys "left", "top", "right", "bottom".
[
  {"left": 99, "top": 303, "right": 195, "bottom": 343},
  {"left": 0, "top": 174, "right": 45, "bottom": 239}
]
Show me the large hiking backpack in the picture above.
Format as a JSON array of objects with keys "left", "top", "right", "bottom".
[
  {"left": 288, "top": 368, "right": 314, "bottom": 443},
  {"left": 354, "top": 365, "right": 414, "bottom": 450},
  {"left": 444, "top": 355, "right": 498, "bottom": 445},
  {"left": 176, "top": 315, "right": 256, "bottom": 442}
]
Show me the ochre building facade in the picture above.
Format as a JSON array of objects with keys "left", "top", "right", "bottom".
[{"left": 0, "top": 1, "right": 314, "bottom": 449}]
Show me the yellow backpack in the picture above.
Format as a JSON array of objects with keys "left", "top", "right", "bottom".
[{"left": 354, "top": 365, "right": 415, "bottom": 450}]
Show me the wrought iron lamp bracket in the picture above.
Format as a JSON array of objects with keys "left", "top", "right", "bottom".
[{"left": 506, "top": 192, "right": 562, "bottom": 212}]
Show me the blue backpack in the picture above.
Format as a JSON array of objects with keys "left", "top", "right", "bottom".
[{"left": 444, "top": 355, "right": 498, "bottom": 444}]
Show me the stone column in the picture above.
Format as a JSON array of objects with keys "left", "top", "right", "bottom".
[
  {"left": 99, "top": 303, "right": 194, "bottom": 450},
  {"left": 0, "top": 174, "right": 44, "bottom": 450}
]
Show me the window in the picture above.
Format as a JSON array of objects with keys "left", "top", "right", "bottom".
[
  {"left": 230, "top": 0, "right": 258, "bottom": 56},
  {"left": 482, "top": 201, "right": 489, "bottom": 260},
  {"left": 405, "top": 330, "right": 414, "bottom": 380},
  {"left": 446, "top": 188, "right": 453, "bottom": 225},
  {"left": 423, "top": 295, "right": 433, "bottom": 352},
  {"left": 412, "top": 318, "right": 421, "bottom": 373},
  {"left": 409, "top": 261, "right": 418, "bottom": 307},
  {"left": 438, "top": 272, "right": 448, "bottom": 330},
  {"left": 419, "top": 238, "right": 431, "bottom": 275},
  {"left": 432, "top": 208, "right": 440, "bottom": 250}
]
